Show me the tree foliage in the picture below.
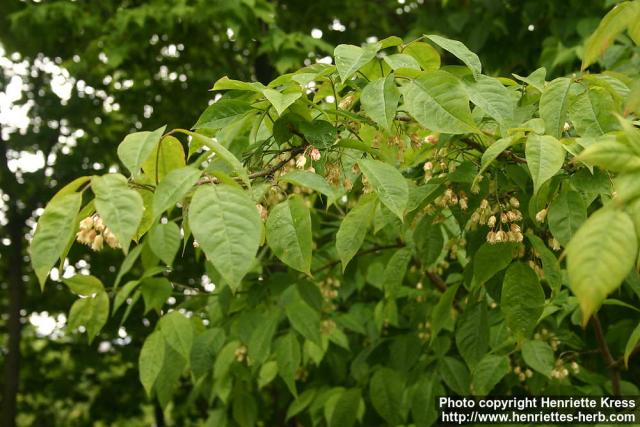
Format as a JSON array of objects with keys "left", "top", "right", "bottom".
[{"left": 27, "top": 2, "right": 640, "bottom": 425}]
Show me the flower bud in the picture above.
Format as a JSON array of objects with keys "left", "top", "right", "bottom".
[
  {"left": 535, "top": 208, "right": 547, "bottom": 222},
  {"left": 103, "top": 229, "right": 120, "bottom": 249},
  {"left": 309, "top": 147, "right": 321, "bottom": 161},
  {"left": 256, "top": 204, "right": 268, "bottom": 221},
  {"left": 295, "top": 155, "right": 307, "bottom": 169},
  {"left": 425, "top": 134, "right": 438, "bottom": 145},
  {"left": 487, "top": 215, "right": 497, "bottom": 227},
  {"left": 338, "top": 94, "right": 355, "bottom": 110},
  {"left": 93, "top": 216, "right": 105, "bottom": 233},
  {"left": 91, "top": 234, "right": 104, "bottom": 251},
  {"left": 79, "top": 216, "right": 94, "bottom": 231},
  {"left": 423, "top": 161, "right": 433, "bottom": 171}
]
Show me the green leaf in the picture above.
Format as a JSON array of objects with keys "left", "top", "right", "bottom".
[
  {"left": 180, "top": 130, "right": 250, "bottom": 187},
  {"left": 358, "top": 158, "right": 408, "bottom": 219},
  {"left": 525, "top": 134, "right": 565, "bottom": 194},
  {"left": 411, "top": 377, "right": 441, "bottom": 427},
  {"left": 426, "top": 34, "right": 481, "bottom": 78},
  {"left": 263, "top": 88, "right": 302, "bottom": 116},
  {"left": 521, "top": 340, "right": 554, "bottom": 377},
  {"left": 403, "top": 70, "right": 478, "bottom": 134},
  {"left": 159, "top": 311, "right": 194, "bottom": 360},
  {"left": 155, "top": 344, "right": 186, "bottom": 409},
  {"left": 63, "top": 274, "right": 104, "bottom": 296},
  {"left": 92, "top": 174, "right": 144, "bottom": 254},
  {"left": 383, "top": 54, "right": 420, "bottom": 70},
  {"left": 191, "top": 328, "right": 226, "bottom": 379},
  {"left": 189, "top": 184, "right": 262, "bottom": 290},
  {"left": 279, "top": 170, "right": 337, "bottom": 204},
  {"left": 214, "top": 341, "right": 241, "bottom": 380},
  {"left": 212, "top": 76, "right": 265, "bottom": 92},
  {"left": 576, "top": 139, "right": 640, "bottom": 172},
  {"left": 455, "top": 300, "right": 489, "bottom": 368},
  {"left": 68, "top": 290, "right": 109, "bottom": 344},
  {"left": 49, "top": 176, "right": 91, "bottom": 203},
  {"left": 194, "top": 99, "right": 253, "bottom": 129},
  {"left": 140, "top": 278, "right": 173, "bottom": 314},
  {"left": 539, "top": 77, "right": 575, "bottom": 137},
  {"left": 566, "top": 209, "right": 638, "bottom": 324},
  {"left": 471, "top": 355, "right": 509, "bottom": 396},
  {"left": 152, "top": 166, "right": 202, "bottom": 218},
  {"left": 431, "top": 283, "right": 460, "bottom": 341},
  {"left": 113, "top": 280, "right": 139, "bottom": 314},
  {"left": 299, "top": 120, "right": 337, "bottom": 149},
  {"left": 248, "top": 310, "right": 280, "bottom": 365},
  {"left": 547, "top": 190, "right": 587, "bottom": 246},
  {"left": 148, "top": 221, "right": 181, "bottom": 266},
  {"left": 286, "top": 389, "right": 317, "bottom": 421},
  {"left": 336, "top": 195, "right": 377, "bottom": 269},
  {"left": 141, "top": 135, "right": 186, "bottom": 182},
  {"left": 569, "top": 87, "right": 617, "bottom": 136},
  {"left": 624, "top": 322, "right": 640, "bottom": 367},
  {"left": 334, "top": 43, "right": 379, "bottom": 82},
  {"left": 582, "top": 1, "right": 640, "bottom": 70},
  {"left": 473, "top": 242, "right": 516, "bottom": 285},
  {"left": 369, "top": 368, "right": 404, "bottom": 425},
  {"left": 464, "top": 75, "right": 515, "bottom": 128},
  {"left": 381, "top": 248, "right": 412, "bottom": 294},
  {"left": 501, "top": 263, "right": 545, "bottom": 339},
  {"left": 266, "top": 196, "right": 312, "bottom": 273},
  {"left": 30, "top": 193, "right": 82, "bottom": 289},
  {"left": 139, "top": 331, "right": 165, "bottom": 396},
  {"left": 527, "top": 234, "right": 562, "bottom": 295},
  {"left": 233, "top": 393, "right": 257, "bottom": 427},
  {"left": 284, "top": 289, "right": 322, "bottom": 345},
  {"left": 117, "top": 126, "right": 166, "bottom": 176},
  {"left": 438, "top": 357, "right": 470, "bottom": 395},
  {"left": 403, "top": 42, "right": 440, "bottom": 71},
  {"left": 329, "top": 388, "right": 361, "bottom": 427},
  {"left": 512, "top": 67, "right": 546, "bottom": 92},
  {"left": 414, "top": 215, "right": 444, "bottom": 267},
  {"left": 258, "top": 361, "right": 279, "bottom": 389},
  {"left": 478, "top": 136, "right": 517, "bottom": 176},
  {"left": 361, "top": 74, "right": 400, "bottom": 130},
  {"left": 275, "top": 333, "right": 301, "bottom": 396}
]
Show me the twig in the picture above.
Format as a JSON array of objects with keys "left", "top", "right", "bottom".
[
  {"left": 611, "top": 344, "right": 640, "bottom": 368},
  {"left": 248, "top": 145, "right": 306, "bottom": 179},
  {"left": 592, "top": 314, "right": 621, "bottom": 396},
  {"left": 426, "top": 271, "right": 448, "bottom": 293}
]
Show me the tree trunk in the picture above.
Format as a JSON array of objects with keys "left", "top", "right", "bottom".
[
  {"left": 1, "top": 131, "right": 26, "bottom": 427},
  {"left": 2, "top": 221, "right": 24, "bottom": 427}
]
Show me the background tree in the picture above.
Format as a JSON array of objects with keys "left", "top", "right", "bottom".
[{"left": 0, "top": 0, "right": 635, "bottom": 426}]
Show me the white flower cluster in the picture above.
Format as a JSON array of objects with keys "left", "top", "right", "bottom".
[
  {"left": 76, "top": 214, "right": 119, "bottom": 251},
  {"left": 469, "top": 197, "right": 524, "bottom": 244}
]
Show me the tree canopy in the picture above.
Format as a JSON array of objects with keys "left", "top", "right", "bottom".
[{"left": 2, "top": 1, "right": 640, "bottom": 426}]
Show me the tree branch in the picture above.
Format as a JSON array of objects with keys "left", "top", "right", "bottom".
[
  {"left": 426, "top": 271, "right": 448, "bottom": 293},
  {"left": 591, "top": 314, "right": 621, "bottom": 396},
  {"left": 248, "top": 145, "right": 306, "bottom": 179}
]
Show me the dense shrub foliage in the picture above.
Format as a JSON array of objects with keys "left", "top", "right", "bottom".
[{"left": 30, "top": 2, "right": 640, "bottom": 425}]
